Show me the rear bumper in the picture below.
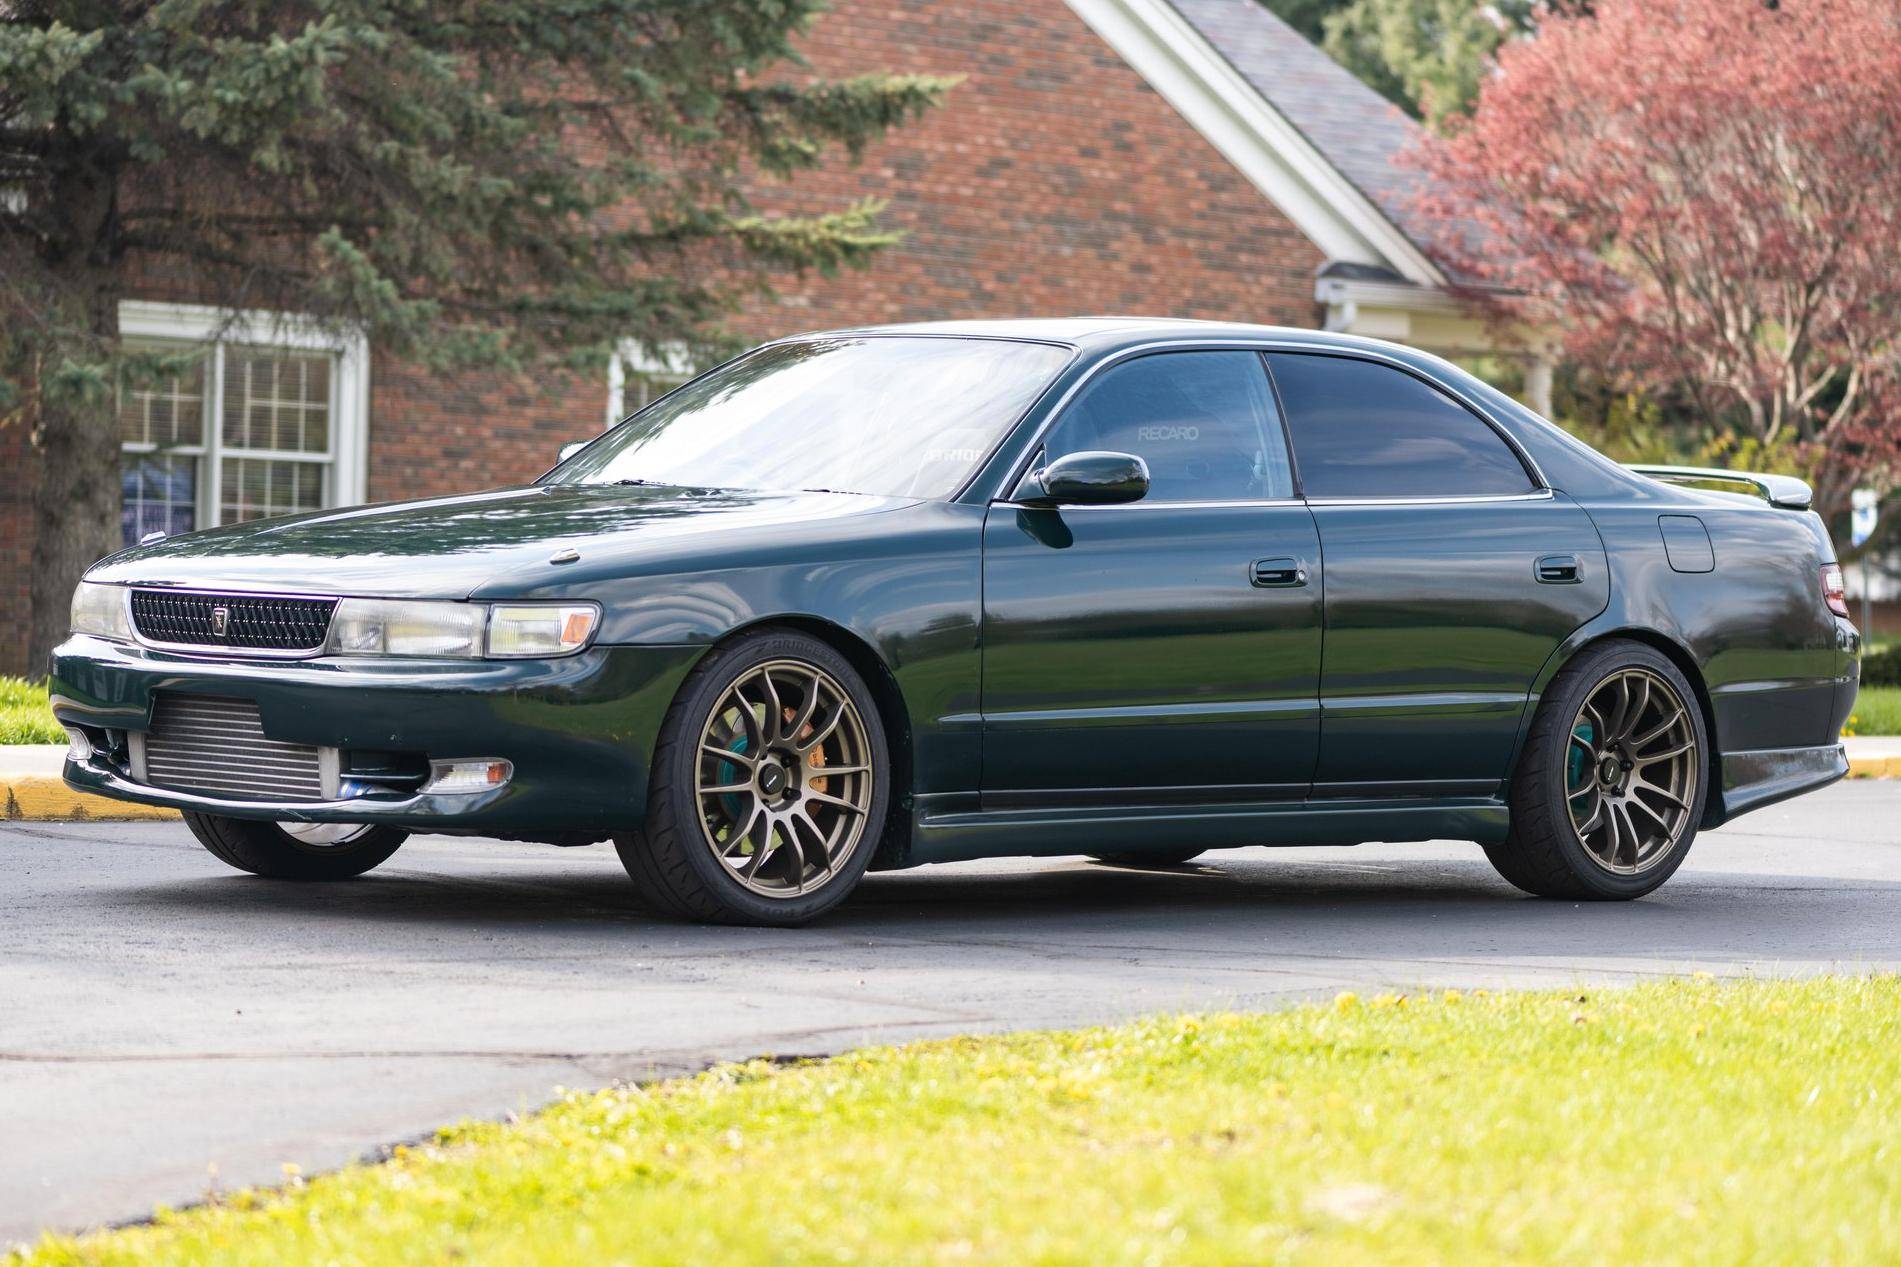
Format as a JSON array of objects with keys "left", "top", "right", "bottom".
[
  {"left": 1711, "top": 742, "right": 1848, "bottom": 826},
  {"left": 50, "top": 635, "right": 703, "bottom": 833}
]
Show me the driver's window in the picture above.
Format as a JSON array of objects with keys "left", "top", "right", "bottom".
[{"left": 1042, "top": 351, "right": 1293, "bottom": 502}]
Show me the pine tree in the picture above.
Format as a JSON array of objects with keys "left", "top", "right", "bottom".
[{"left": 0, "top": 0, "right": 949, "bottom": 670}]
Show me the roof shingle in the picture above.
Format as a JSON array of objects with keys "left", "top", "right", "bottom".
[{"left": 1163, "top": 0, "right": 1470, "bottom": 280}]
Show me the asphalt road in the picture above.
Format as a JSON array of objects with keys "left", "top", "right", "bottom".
[{"left": 5, "top": 781, "right": 1899, "bottom": 1245}]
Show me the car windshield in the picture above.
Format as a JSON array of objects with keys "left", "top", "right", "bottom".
[{"left": 545, "top": 335, "right": 1072, "bottom": 499}]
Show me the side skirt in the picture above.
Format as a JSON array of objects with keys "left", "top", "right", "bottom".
[{"left": 906, "top": 792, "right": 1511, "bottom": 867}]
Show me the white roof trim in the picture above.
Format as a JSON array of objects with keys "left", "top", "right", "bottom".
[
  {"left": 1065, "top": 0, "right": 1447, "bottom": 288},
  {"left": 1315, "top": 274, "right": 1464, "bottom": 314}
]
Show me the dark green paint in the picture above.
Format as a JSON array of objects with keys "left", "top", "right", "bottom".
[
  {"left": 53, "top": 320, "right": 1857, "bottom": 862},
  {"left": 979, "top": 503, "right": 1321, "bottom": 801},
  {"left": 1306, "top": 496, "right": 1608, "bottom": 794}
]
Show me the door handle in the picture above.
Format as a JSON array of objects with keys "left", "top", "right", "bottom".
[
  {"left": 1251, "top": 557, "right": 1308, "bottom": 588},
  {"left": 1536, "top": 554, "right": 1583, "bottom": 584}
]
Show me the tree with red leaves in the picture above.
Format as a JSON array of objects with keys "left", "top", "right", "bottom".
[{"left": 1416, "top": 0, "right": 1901, "bottom": 518}]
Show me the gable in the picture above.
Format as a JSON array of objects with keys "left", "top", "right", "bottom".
[{"left": 1066, "top": 0, "right": 1446, "bottom": 287}]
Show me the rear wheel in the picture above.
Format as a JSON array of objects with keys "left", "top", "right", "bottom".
[
  {"left": 1089, "top": 849, "right": 1206, "bottom": 868},
  {"left": 182, "top": 813, "right": 408, "bottom": 880},
  {"left": 616, "top": 629, "right": 889, "bottom": 926},
  {"left": 1485, "top": 640, "right": 1707, "bottom": 900}
]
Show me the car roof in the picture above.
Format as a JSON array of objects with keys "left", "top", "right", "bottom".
[{"left": 803, "top": 316, "right": 1407, "bottom": 357}]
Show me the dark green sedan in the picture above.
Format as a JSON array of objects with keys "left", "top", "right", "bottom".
[{"left": 53, "top": 320, "right": 1859, "bottom": 925}]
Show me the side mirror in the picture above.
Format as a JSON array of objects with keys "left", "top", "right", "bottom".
[
  {"left": 558, "top": 440, "right": 588, "bottom": 463},
  {"left": 1016, "top": 450, "right": 1150, "bottom": 506}
]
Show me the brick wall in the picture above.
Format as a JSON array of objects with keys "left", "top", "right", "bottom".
[
  {"left": 1, "top": 0, "right": 1329, "bottom": 675},
  {"left": 363, "top": 0, "right": 1326, "bottom": 505},
  {"left": 730, "top": 0, "right": 1325, "bottom": 338},
  {"left": 365, "top": 365, "right": 606, "bottom": 506}
]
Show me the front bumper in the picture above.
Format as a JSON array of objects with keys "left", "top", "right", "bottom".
[{"left": 51, "top": 635, "right": 704, "bottom": 833}]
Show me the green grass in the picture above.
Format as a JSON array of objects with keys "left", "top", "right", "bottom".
[
  {"left": 0, "top": 677, "right": 63, "bottom": 745},
  {"left": 17, "top": 977, "right": 1900, "bottom": 1266},
  {"left": 1846, "top": 685, "right": 1901, "bottom": 738}
]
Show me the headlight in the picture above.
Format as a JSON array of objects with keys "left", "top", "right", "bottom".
[
  {"left": 70, "top": 582, "right": 134, "bottom": 642},
  {"left": 486, "top": 604, "right": 599, "bottom": 657},
  {"left": 327, "top": 599, "right": 486, "bottom": 658}
]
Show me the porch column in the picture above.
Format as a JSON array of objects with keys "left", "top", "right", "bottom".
[{"left": 1525, "top": 354, "right": 1555, "bottom": 419}]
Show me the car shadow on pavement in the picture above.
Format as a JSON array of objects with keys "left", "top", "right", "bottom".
[{"left": 100, "top": 844, "right": 1901, "bottom": 967}]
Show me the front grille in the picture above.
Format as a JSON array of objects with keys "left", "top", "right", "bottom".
[
  {"left": 141, "top": 694, "right": 326, "bottom": 801},
  {"left": 130, "top": 590, "right": 336, "bottom": 652}
]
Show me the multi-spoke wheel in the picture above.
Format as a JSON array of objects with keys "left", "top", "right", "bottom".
[
  {"left": 694, "top": 659, "right": 875, "bottom": 898},
  {"left": 1485, "top": 640, "right": 1708, "bottom": 900},
  {"left": 182, "top": 813, "right": 408, "bottom": 879},
  {"left": 617, "top": 629, "right": 890, "bottom": 925},
  {"left": 1562, "top": 668, "right": 1698, "bottom": 875}
]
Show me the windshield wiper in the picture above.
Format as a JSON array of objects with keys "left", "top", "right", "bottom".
[{"left": 612, "top": 477, "right": 667, "bottom": 487}]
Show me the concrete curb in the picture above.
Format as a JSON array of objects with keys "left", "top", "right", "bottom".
[{"left": 2, "top": 743, "right": 1896, "bottom": 823}]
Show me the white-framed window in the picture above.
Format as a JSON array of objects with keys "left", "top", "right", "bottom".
[
  {"left": 605, "top": 340, "right": 696, "bottom": 429},
  {"left": 117, "top": 302, "right": 368, "bottom": 547}
]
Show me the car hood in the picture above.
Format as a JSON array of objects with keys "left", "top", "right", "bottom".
[{"left": 87, "top": 483, "right": 922, "bottom": 598}]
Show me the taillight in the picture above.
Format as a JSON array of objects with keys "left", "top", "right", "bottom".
[{"left": 1822, "top": 563, "right": 1850, "bottom": 618}]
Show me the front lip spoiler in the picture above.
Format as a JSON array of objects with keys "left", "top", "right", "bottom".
[{"left": 62, "top": 755, "right": 509, "bottom": 824}]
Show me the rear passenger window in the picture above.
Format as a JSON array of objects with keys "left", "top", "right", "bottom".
[
  {"left": 1040, "top": 351, "right": 1295, "bottom": 502},
  {"left": 1266, "top": 353, "right": 1535, "bottom": 499}
]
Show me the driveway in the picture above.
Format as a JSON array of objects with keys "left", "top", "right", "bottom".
[{"left": 5, "top": 781, "right": 1898, "bottom": 1244}]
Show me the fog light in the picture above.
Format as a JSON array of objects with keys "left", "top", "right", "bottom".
[
  {"left": 421, "top": 759, "right": 513, "bottom": 795},
  {"left": 63, "top": 725, "right": 94, "bottom": 762}
]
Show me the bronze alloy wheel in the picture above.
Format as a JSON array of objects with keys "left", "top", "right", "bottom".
[
  {"left": 1486, "top": 639, "right": 1710, "bottom": 902},
  {"left": 693, "top": 658, "right": 875, "bottom": 899},
  {"left": 1564, "top": 667, "right": 1699, "bottom": 875}
]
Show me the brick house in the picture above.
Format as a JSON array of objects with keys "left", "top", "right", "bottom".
[{"left": 0, "top": 0, "right": 1534, "bottom": 676}]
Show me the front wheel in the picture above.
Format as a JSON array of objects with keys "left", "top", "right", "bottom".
[
  {"left": 182, "top": 813, "right": 408, "bottom": 880},
  {"left": 1485, "top": 640, "right": 1708, "bottom": 900},
  {"left": 616, "top": 629, "right": 890, "bottom": 926}
]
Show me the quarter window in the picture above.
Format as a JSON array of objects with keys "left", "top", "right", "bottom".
[
  {"left": 1040, "top": 351, "right": 1294, "bottom": 502},
  {"left": 1266, "top": 353, "right": 1534, "bottom": 499}
]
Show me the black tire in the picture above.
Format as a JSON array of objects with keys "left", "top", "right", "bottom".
[
  {"left": 615, "top": 628, "right": 891, "bottom": 926},
  {"left": 1089, "top": 849, "right": 1206, "bottom": 868},
  {"left": 1485, "top": 639, "right": 1709, "bottom": 900},
  {"left": 182, "top": 813, "right": 408, "bottom": 880}
]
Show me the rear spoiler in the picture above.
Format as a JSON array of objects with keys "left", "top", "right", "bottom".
[{"left": 1625, "top": 464, "right": 1814, "bottom": 511}]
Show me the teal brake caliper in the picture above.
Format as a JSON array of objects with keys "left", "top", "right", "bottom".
[
  {"left": 1567, "top": 720, "right": 1595, "bottom": 810},
  {"left": 717, "top": 734, "right": 750, "bottom": 825}
]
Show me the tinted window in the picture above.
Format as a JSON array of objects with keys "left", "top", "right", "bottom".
[
  {"left": 1041, "top": 352, "right": 1294, "bottom": 502},
  {"left": 1267, "top": 353, "right": 1534, "bottom": 499}
]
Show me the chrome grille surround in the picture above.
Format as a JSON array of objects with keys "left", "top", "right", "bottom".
[
  {"left": 129, "top": 589, "right": 337, "bottom": 657},
  {"left": 131, "top": 694, "right": 335, "bottom": 802}
]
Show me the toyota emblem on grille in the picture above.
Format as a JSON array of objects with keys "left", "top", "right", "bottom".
[{"left": 210, "top": 605, "right": 230, "bottom": 637}]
